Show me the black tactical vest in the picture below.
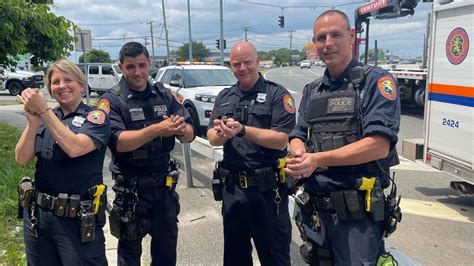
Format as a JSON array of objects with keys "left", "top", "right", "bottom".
[
  {"left": 305, "top": 69, "right": 368, "bottom": 177},
  {"left": 113, "top": 83, "right": 175, "bottom": 174}
]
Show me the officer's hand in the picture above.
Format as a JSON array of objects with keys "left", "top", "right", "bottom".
[
  {"left": 170, "top": 115, "right": 187, "bottom": 136},
  {"left": 23, "top": 107, "right": 41, "bottom": 127},
  {"left": 159, "top": 115, "right": 184, "bottom": 137},
  {"left": 213, "top": 119, "right": 228, "bottom": 138},
  {"left": 17, "top": 88, "right": 48, "bottom": 115},
  {"left": 284, "top": 151, "right": 319, "bottom": 179},
  {"left": 220, "top": 118, "right": 241, "bottom": 138}
]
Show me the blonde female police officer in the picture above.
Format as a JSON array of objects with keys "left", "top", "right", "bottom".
[{"left": 16, "top": 59, "right": 110, "bottom": 265}]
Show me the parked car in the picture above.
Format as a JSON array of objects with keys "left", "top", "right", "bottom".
[
  {"left": 300, "top": 60, "right": 311, "bottom": 69},
  {"left": 154, "top": 64, "right": 237, "bottom": 136},
  {"left": 78, "top": 63, "right": 121, "bottom": 95},
  {"left": 314, "top": 60, "right": 326, "bottom": 67},
  {"left": 0, "top": 66, "right": 44, "bottom": 96}
]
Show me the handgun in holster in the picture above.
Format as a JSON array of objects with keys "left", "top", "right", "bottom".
[
  {"left": 166, "top": 159, "right": 180, "bottom": 190},
  {"left": 212, "top": 163, "right": 228, "bottom": 201},
  {"left": 18, "top": 177, "right": 35, "bottom": 219}
]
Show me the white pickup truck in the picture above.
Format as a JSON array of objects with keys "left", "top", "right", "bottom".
[{"left": 0, "top": 67, "right": 44, "bottom": 96}]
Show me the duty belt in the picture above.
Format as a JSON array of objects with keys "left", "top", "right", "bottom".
[
  {"left": 227, "top": 171, "right": 259, "bottom": 188},
  {"left": 311, "top": 196, "right": 334, "bottom": 211}
]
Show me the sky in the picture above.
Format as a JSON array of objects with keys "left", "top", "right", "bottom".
[{"left": 51, "top": 0, "right": 434, "bottom": 62}]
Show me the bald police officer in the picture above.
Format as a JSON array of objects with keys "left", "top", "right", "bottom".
[{"left": 207, "top": 41, "right": 296, "bottom": 266}]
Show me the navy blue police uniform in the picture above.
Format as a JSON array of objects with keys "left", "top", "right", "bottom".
[
  {"left": 99, "top": 78, "right": 194, "bottom": 266},
  {"left": 208, "top": 74, "right": 296, "bottom": 266},
  {"left": 24, "top": 103, "right": 110, "bottom": 266},
  {"left": 290, "top": 59, "right": 401, "bottom": 265}
]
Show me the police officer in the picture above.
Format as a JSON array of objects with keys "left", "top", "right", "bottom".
[
  {"left": 16, "top": 59, "right": 110, "bottom": 265},
  {"left": 99, "top": 42, "right": 194, "bottom": 266},
  {"left": 207, "top": 41, "right": 296, "bottom": 266},
  {"left": 285, "top": 10, "right": 401, "bottom": 265}
]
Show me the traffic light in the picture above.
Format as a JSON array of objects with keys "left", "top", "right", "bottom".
[
  {"left": 223, "top": 39, "right": 227, "bottom": 49},
  {"left": 278, "top": 16, "right": 285, "bottom": 28},
  {"left": 216, "top": 39, "right": 220, "bottom": 49}
]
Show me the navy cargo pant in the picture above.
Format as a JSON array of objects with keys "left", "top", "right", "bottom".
[
  {"left": 23, "top": 207, "right": 107, "bottom": 266},
  {"left": 117, "top": 185, "right": 180, "bottom": 266},
  {"left": 301, "top": 181, "right": 384, "bottom": 265},
  {"left": 222, "top": 181, "right": 291, "bottom": 266}
]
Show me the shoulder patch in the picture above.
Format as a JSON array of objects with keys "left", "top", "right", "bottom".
[
  {"left": 86, "top": 110, "right": 106, "bottom": 125},
  {"left": 283, "top": 94, "right": 296, "bottom": 113},
  {"left": 97, "top": 99, "right": 110, "bottom": 114},
  {"left": 377, "top": 76, "right": 397, "bottom": 101}
]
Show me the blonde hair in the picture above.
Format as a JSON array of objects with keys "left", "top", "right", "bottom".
[{"left": 46, "top": 59, "right": 86, "bottom": 94}]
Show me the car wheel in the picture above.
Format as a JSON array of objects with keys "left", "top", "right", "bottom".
[
  {"left": 8, "top": 81, "right": 23, "bottom": 96},
  {"left": 186, "top": 106, "right": 201, "bottom": 137}
]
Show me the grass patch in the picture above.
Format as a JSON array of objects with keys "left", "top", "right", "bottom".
[{"left": 0, "top": 123, "right": 35, "bottom": 265}]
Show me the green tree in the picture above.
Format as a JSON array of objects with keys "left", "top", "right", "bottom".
[
  {"left": 176, "top": 41, "right": 211, "bottom": 61},
  {"left": 78, "top": 49, "right": 112, "bottom": 63},
  {"left": 0, "top": 0, "right": 75, "bottom": 67},
  {"left": 359, "top": 48, "right": 386, "bottom": 62}
]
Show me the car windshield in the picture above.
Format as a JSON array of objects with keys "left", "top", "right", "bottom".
[
  {"left": 113, "top": 65, "right": 122, "bottom": 74},
  {"left": 183, "top": 69, "right": 236, "bottom": 87}
]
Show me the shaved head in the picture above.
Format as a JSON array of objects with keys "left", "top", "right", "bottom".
[
  {"left": 230, "top": 41, "right": 257, "bottom": 58},
  {"left": 229, "top": 40, "right": 260, "bottom": 91}
]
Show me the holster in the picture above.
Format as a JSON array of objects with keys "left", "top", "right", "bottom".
[
  {"left": 109, "top": 181, "right": 150, "bottom": 241},
  {"left": 18, "top": 177, "right": 35, "bottom": 209},
  {"left": 212, "top": 165, "right": 228, "bottom": 201},
  {"left": 330, "top": 190, "right": 365, "bottom": 222},
  {"left": 254, "top": 167, "right": 277, "bottom": 192},
  {"left": 79, "top": 201, "right": 95, "bottom": 243}
]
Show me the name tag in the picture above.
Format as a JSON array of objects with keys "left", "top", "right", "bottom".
[
  {"left": 327, "top": 97, "right": 355, "bottom": 114},
  {"left": 130, "top": 108, "right": 145, "bottom": 121}
]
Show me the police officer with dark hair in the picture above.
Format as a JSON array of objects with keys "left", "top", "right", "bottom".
[
  {"left": 285, "top": 10, "right": 401, "bottom": 265},
  {"left": 207, "top": 41, "right": 296, "bottom": 266},
  {"left": 16, "top": 59, "right": 110, "bottom": 265},
  {"left": 99, "top": 42, "right": 195, "bottom": 265}
]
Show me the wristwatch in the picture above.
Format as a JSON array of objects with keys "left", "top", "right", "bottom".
[{"left": 236, "top": 124, "right": 246, "bottom": 137}]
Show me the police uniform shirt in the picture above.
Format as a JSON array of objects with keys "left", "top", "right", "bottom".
[
  {"left": 99, "top": 78, "right": 193, "bottom": 175},
  {"left": 289, "top": 59, "right": 400, "bottom": 190},
  {"left": 208, "top": 74, "right": 296, "bottom": 171},
  {"left": 34, "top": 102, "right": 111, "bottom": 197}
]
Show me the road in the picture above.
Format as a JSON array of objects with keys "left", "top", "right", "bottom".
[{"left": 1, "top": 68, "right": 472, "bottom": 265}]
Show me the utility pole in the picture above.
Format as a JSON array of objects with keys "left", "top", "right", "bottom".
[
  {"left": 187, "top": 0, "right": 193, "bottom": 62},
  {"left": 288, "top": 30, "right": 294, "bottom": 65},
  {"left": 162, "top": 0, "right": 170, "bottom": 64},
  {"left": 219, "top": 0, "right": 224, "bottom": 65},
  {"left": 144, "top": 37, "right": 148, "bottom": 50},
  {"left": 244, "top": 27, "right": 248, "bottom": 41},
  {"left": 147, "top": 21, "right": 155, "bottom": 60}
]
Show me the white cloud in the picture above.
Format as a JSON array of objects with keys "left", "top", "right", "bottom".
[{"left": 51, "top": 0, "right": 433, "bottom": 60}]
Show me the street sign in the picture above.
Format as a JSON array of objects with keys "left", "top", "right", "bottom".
[
  {"left": 358, "top": 0, "right": 388, "bottom": 15},
  {"left": 74, "top": 30, "right": 92, "bottom": 51}
]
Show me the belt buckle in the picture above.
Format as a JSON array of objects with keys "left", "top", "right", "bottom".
[{"left": 239, "top": 172, "right": 248, "bottom": 188}]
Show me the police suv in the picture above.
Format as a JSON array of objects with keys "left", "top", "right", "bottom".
[{"left": 154, "top": 63, "right": 237, "bottom": 136}]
